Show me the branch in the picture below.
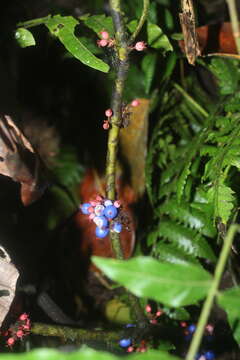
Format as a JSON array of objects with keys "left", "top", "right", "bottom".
[
  {"left": 129, "top": 0, "right": 150, "bottom": 44},
  {"left": 226, "top": 0, "right": 240, "bottom": 54}
]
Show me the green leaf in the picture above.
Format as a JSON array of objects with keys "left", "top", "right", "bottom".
[
  {"left": 209, "top": 58, "right": 239, "bottom": 95},
  {"left": 0, "top": 347, "right": 181, "bottom": 360},
  {"left": 45, "top": 15, "right": 109, "bottom": 73},
  {"left": 80, "top": 14, "right": 114, "bottom": 37},
  {"left": 147, "top": 22, "right": 173, "bottom": 52},
  {"left": 127, "top": 20, "right": 138, "bottom": 34},
  {"left": 93, "top": 256, "right": 213, "bottom": 307},
  {"left": 155, "top": 242, "right": 200, "bottom": 265},
  {"left": 176, "top": 162, "right": 191, "bottom": 202},
  {"left": 15, "top": 28, "right": 36, "bottom": 47},
  {"left": 141, "top": 53, "right": 157, "bottom": 94},
  {"left": 217, "top": 287, "right": 240, "bottom": 344},
  {"left": 207, "top": 180, "right": 235, "bottom": 225},
  {"left": 157, "top": 221, "right": 216, "bottom": 262}
]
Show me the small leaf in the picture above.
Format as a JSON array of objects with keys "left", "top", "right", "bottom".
[
  {"left": 93, "top": 256, "right": 212, "bottom": 307},
  {"left": 147, "top": 22, "right": 173, "bottom": 52},
  {"left": 217, "top": 287, "right": 240, "bottom": 344},
  {"left": 45, "top": 15, "right": 109, "bottom": 73},
  {"left": 177, "top": 162, "right": 191, "bottom": 202},
  {"left": 141, "top": 53, "right": 157, "bottom": 94},
  {"left": 127, "top": 20, "right": 138, "bottom": 34},
  {"left": 80, "top": 14, "right": 114, "bottom": 37},
  {"left": 15, "top": 28, "right": 36, "bottom": 47}
]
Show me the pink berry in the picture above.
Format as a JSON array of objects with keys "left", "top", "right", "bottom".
[
  {"left": 103, "top": 121, "right": 110, "bottom": 130},
  {"left": 180, "top": 321, "right": 187, "bottom": 327},
  {"left": 100, "top": 31, "right": 109, "bottom": 40},
  {"left": 22, "top": 323, "right": 30, "bottom": 330},
  {"left": 145, "top": 304, "right": 151, "bottom": 313},
  {"left": 19, "top": 313, "right": 28, "bottom": 321},
  {"left": 205, "top": 324, "right": 214, "bottom": 334},
  {"left": 156, "top": 310, "right": 163, "bottom": 317},
  {"left": 134, "top": 41, "right": 147, "bottom": 51},
  {"left": 90, "top": 201, "right": 97, "bottom": 206},
  {"left": 127, "top": 346, "right": 134, "bottom": 353},
  {"left": 97, "top": 39, "right": 108, "bottom": 47},
  {"left": 16, "top": 330, "right": 24, "bottom": 338},
  {"left": 131, "top": 99, "right": 140, "bottom": 107},
  {"left": 150, "top": 319, "right": 158, "bottom": 324},
  {"left": 105, "top": 109, "right": 113, "bottom": 117},
  {"left": 89, "top": 213, "right": 95, "bottom": 220},
  {"left": 96, "top": 195, "right": 103, "bottom": 201},
  {"left": 7, "top": 337, "right": 15, "bottom": 346},
  {"left": 113, "top": 200, "right": 121, "bottom": 208}
]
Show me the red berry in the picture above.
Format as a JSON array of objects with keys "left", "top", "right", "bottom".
[
  {"left": 100, "top": 31, "right": 109, "bottom": 40},
  {"left": 105, "top": 109, "right": 113, "bottom": 117},
  {"left": 145, "top": 304, "right": 151, "bottom": 313},
  {"left": 7, "top": 337, "right": 15, "bottom": 346},
  {"left": 97, "top": 39, "right": 108, "bottom": 47},
  {"left": 131, "top": 99, "right": 140, "bottom": 107},
  {"left": 134, "top": 41, "right": 147, "bottom": 51}
]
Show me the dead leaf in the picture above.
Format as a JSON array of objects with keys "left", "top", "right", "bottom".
[
  {"left": 0, "top": 115, "right": 47, "bottom": 205},
  {"left": 119, "top": 98, "right": 150, "bottom": 199},
  {"left": 0, "top": 246, "right": 19, "bottom": 328},
  {"left": 179, "top": 0, "right": 201, "bottom": 65}
]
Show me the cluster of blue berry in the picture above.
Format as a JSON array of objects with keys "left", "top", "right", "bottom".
[
  {"left": 181, "top": 322, "right": 215, "bottom": 360},
  {"left": 80, "top": 196, "right": 122, "bottom": 238}
]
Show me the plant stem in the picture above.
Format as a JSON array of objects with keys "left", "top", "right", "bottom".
[
  {"left": 106, "top": 0, "right": 129, "bottom": 260},
  {"left": 186, "top": 224, "right": 239, "bottom": 360},
  {"left": 129, "top": 0, "right": 150, "bottom": 44},
  {"left": 226, "top": 0, "right": 240, "bottom": 54}
]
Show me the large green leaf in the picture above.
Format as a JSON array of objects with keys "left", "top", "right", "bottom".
[
  {"left": 217, "top": 287, "right": 240, "bottom": 344},
  {"left": 0, "top": 348, "right": 181, "bottom": 360},
  {"left": 93, "top": 256, "right": 212, "bottom": 307},
  {"left": 147, "top": 22, "right": 173, "bottom": 52},
  {"left": 45, "top": 15, "right": 109, "bottom": 72},
  {"left": 141, "top": 53, "right": 157, "bottom": 95}
]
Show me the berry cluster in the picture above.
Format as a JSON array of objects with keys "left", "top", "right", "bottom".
[
  {"left": 103, "top": 108, "right": 113, "bottom": 130},
  {"left": 119, "top": 326, "right": 147, "bottom": 353},
  {"left": 80, "top": 195, "right": 122, "bottom": 238},
  {"left": 181, "top": 322, "right": 215, "bottom": 360},
  {"left": 3, "top": 313, "right": 31, "bottom": 348},
  {"left": 145, "top": 303, "right": 164, "bottom": 325},
  {"left": 97, "top": 31, "right": 114, "bottom": 48}
]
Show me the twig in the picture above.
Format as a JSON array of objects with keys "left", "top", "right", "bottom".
[
  {"left": 129, "top": 0, "right": 150, "bottom": 44},
  {"left": 226, "top": 0, "right": 240, "bottom": 54},
  {"left": 186, "top": 224, "right": 240, "bottom": 360}
]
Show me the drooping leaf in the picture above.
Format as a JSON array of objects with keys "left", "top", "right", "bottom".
[
  {"left": 80, "top": 14, "right": 114, "bottom": 37},
  {"left": 217, "top": 287, "right": 240, "bottom": 344},
  {"left": 147, "top": 22, "right": 173, "bottom": 52},
  {"left": 45, "top": 15, "right": 109, "bottom": 73},
  {"left": 93, "top": 256, "right": 212, "bottom": 307},
  {"left": 15, "top": 28, "right": 36, "bottom": 47},
  {"left": 141, "top": 53, "right": 157, "bottom": 95}
]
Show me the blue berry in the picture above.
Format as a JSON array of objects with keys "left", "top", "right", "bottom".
[
  {"left": 126, "top": 324, "right": 136, "bottom": 328},
  {"left": 113, "top": 222, "right": 122, "bottom": 233},
  {"left": 119, "top": 338, "right": 132, "bottom": 348},
  {"left": 104, "top": 205, "right": 118, "bottom": 219},
  {"left": 204, "top": 350, "right": 215, "bottom": 360},
  {"left": 188, "top": 324, "right": 196, "bottom": 333},
  {"left": 93, "top": 216, "right": 109, "bottom": 228},
  {"left": 81, "top": 203, "right": 92, "bottom": 215},
  {"left": 95, "top": 227, "right": 109, "bottom": 238}
]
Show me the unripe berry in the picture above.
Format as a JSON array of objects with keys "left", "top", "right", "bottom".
[
  {"left": 131, "top": 99, "right": 140, "bottom": 107},
  {"left": 134, "top": 41, "right": 147, "bottom": 51},
  {"left": 104, "top": 205, "right": 118, "bottom": 219},
  {"left": 93, "top": 215, "right": 109, "bottom": 228},
  {"left": 100, "top": 31, "right": 109, "bottom": 40},
  {"left": 105, "top": 109, "right": 113, "bottom": 117},
  {"left": 104, "top": 200, "right": 113, "bottom": 206},
  {"left": 94, "top": 204, "right": 105, "bottom": 216},
  {"left": 95, "top": 227, "right": 109, "bottom": 238},
  {"left": 81, "top": 203, "right": 92, "bottom": 215},
  {"left": 127, "top": 346, "right": 134, "bottom": 353},
  {"left": 97, "top": 39, "right": 108, "bottom": 47},
  {"left": 113, "top": 200, "right": 121, "bottom": 208},
  {"left": 89, "top": 213, "right": 95, "bottom": 220},
  {"left": 119, "top": 338, "right": 132, "bottom": 348}
]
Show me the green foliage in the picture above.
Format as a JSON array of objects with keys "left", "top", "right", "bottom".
[
  {"left": 93, "top": 256, "right": 213, "bottom": 307},
  {"left": 15, "top": 28, "right": 36, "bottom": 47},
  {"left": 147, "top": 22, "right": 173, "bottom": 52},
  {"left": 80, "top": 14, "right": 114, "bottom": 37}
]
